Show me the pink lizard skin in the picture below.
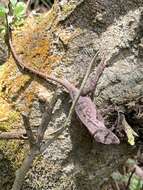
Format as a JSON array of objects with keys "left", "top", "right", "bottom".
[{"left": 8, "top": 23, "right": 120, "bottom": 145}]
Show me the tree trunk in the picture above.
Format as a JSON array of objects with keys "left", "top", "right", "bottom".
[
  {"left": 0, "top": 0, "right": 143, "bottom": 189},
  {"left": 12, "top": 148, "right": 39, "bottom": 190}
]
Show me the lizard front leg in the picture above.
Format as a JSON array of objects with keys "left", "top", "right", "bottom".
[{"left": 81, "top": 54, "right": 107, "bottom": 97}]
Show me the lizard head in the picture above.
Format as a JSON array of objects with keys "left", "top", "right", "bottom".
[{"left": 94, "top": 128, "right": 120, "bottom": 144}]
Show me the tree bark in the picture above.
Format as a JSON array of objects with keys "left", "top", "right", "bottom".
[
  {"left": 11, "top": 148, "right": 39, "bottom": 190},
  {"left": 0, "top": 0, "right": 143, "bottom": 189}
]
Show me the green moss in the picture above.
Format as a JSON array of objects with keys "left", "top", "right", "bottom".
[
  {"left": 0, "top": 140, "right": 27, "bottom": 169},
  {"left": 0, "top": 94, "right": 20, "bottom": 131},
  {"left": 0, "top": 110, "right": 20, "bottom": 131},
  {"left": 0, "top": 123, "right": 11, "bottom": 131}
]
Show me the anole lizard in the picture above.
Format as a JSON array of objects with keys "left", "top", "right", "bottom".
[{"left": 6, "top": 15, "right": 120, "bottom": 144}]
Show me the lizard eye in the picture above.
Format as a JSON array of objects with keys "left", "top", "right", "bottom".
[{"left": 94, "top": 129, "right": 106, "bottom": 143}]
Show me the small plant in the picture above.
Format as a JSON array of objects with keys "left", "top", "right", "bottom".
[
  {"left": 112, "top": 171, "right": 143, "bottom": 190},
  {"left": 111, "top": 159, "right": 143, "bottom": 190},
  {"left": 0, "top": 0, "right": 26, "bottom": 31},
  {"left": 0, "top": 4, "right": 8, "bottom": 34}
]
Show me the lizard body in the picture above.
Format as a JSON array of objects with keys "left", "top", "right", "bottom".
[{"left": 7, "top": 21, "right": 120, "bottom": 144}]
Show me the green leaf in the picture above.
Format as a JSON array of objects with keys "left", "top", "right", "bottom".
[
  {"left": 10, "top": 0, "right": 17, "bottom": 7},
  {"left": 134, "top": 180, "right": 143, "bottom": 190},
  {"left": 0, "top": 5, "right": 6, "bottom": 17},
  {"left": 130, "top": 176, "right": 143, "bottom": 190},
  {"left": 127, "top": 159, "right": 136, "bottom": 166},
  {"left": 14, "top": 2, "right": 26, "bottom": 17}
]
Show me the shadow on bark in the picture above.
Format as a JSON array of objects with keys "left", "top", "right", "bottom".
[
  {"left": 69, "top": 115, "right": 136, "bottom": 190},
  {"left": 0, "top": 149, "right": 15, "bottom": 190},
  {"left": 63, "top": 0, "right": 143, "bottom": 35}
]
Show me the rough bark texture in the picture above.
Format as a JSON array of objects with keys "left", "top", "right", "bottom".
[{"left": 0, "top": 0, "right": 143, "bottom": 189}]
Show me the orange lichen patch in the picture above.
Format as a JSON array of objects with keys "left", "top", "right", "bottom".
[
  {"left": 23, "top": 38, "right": 51, "bottom": 68},
  {"left": 43, "top": 55, "right": 62, "bottom": 69},
  {"left": 0, "top": 98, "right": 11, "bottom": 120},
  {"left": 47, "top": 55, "right": 61, "bottom": 63},
  {"left": 0, "top": 57, "right": 30, "bottom": 100},
  {"left": 7, "top": 74, "right": 30, "bottom": 96},
  {"left": 1, "top": 57, "right": 17, "bottom": 80},
  {"left": 13, "top": 29, "right": 62, "bottom": 74},
  {"left": 0, "top": 60, "right": 23, "bottom": 97},
  {"left": 11, "top": 13, "right": 61, "bottom": 74},
  {"left": 0, "top": 9, "right": 65, "bottom": 107},
  {"left": 18, "top": 81, "right": 38, "bottom": 109},
  {"left": 25, "top": 90, "right": 35, "bottom": 106}
]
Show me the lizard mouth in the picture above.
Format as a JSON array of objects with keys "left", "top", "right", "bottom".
[{"left": 94, "top": 129, "right": 120, "bottom": 145}]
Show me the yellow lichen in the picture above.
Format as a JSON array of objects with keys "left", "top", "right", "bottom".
[
  {"left": 58, "top": 27, "right": 82, "bottom": 44},
  {"left": 0, "top": 97, "right": 20, "bottom": 131},
  {"left": 0, "top": 140, "right": 28, "bottom": 169},
  {"left": 62, "top": 3, "right": 76, "bottom": 16},
  {"left": 0, "top": 5, "right": 69, "bottom": 180},
  {"left": 0, "top": 11, "right": 62, "bottom": 106}
]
